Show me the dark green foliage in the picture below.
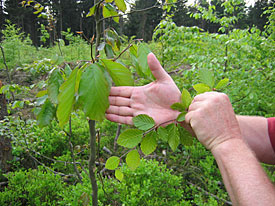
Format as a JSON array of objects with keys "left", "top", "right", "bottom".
[{"left": 0, "top": 168, "right": 65, "bottom": 206}]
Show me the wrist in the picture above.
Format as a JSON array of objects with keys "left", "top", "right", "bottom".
[{"left": 211, "top": 137, "right": 247, "bottom": 157}]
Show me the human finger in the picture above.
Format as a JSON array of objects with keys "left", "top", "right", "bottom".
[
  {"left": 110, "top": 86, "right": 134, "bottom": 98},
  {"left": 188, "top": 101, "right": 203, "bottom": 112},
  {"left": 106, "top": 114, "right": 133, "bottom": 125},
  {"left": 106, "top": 105, "right": 133, "bottom": 116},
  {"left": 192, "top": 92, "right": 219, "bottom": 103},
  {"left": 109, "top": 96, "right": 131, "bottom": 107},
  {"left": 147, "top": 53, "right": 171, "bottom": 82}
]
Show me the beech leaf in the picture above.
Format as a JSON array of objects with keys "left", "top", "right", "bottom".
[
  {"left": 133, "top": 114, "right": 155, "bottom": 131},
  {"left": 117, "top": 129, "right": 143, "bottom": 148}
]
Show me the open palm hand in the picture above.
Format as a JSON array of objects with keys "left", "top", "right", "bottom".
[{"left": 106, "top": 53, "right": 181, "bottom": 125}]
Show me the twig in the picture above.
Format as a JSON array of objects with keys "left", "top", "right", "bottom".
[
  {"left": 68, "top": 117, "right": 83, "bottom": 183},
  {"left": 114, "top": 124, "right": 121, "bottom": 151},
  {"left": 98, "top": 3, "right": 176, "bottom": 23},
  {"left": 188, "top": 181, "right": 232, "bottom": 205},
  {"left": 0, "top": 181, "right": 8, "bottom": 187},
  {"left": 113, "top": 39, "right": 143, "bottom": 62},
  {"left": 0, "top": 45, "right": 15, "bottom": 101},
  {"left": 143, "top": 119, "right": 177, "bottom": 136},
  {"left": 88, "top": 119, "right": 98, "bottom": 206}
]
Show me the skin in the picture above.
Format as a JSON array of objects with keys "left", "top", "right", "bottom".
[{"left": 106, "top": 53, "right": 275, "bottom": 205}]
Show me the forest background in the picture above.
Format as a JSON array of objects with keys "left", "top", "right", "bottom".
[{"left": 0, "top": 0, "right": 274, "bottom": 205}]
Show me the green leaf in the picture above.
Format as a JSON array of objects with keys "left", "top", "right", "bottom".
[
  {"left": 104, "top": 44, "right": 115, "bottom": 59},
  {"left": 115, "top": 169, "right": 124, "bottom": 181},
  {"left": 137, "top": 43, "right": 153, "bottom": 78},
  {"left": 170, "top": 102, "right": 185, "bottom": 112},
  {"left": 106, "top": 0, "right": 113, "bottom": 2},
  {"left": 78, "top": 64, "right": 110, "bottom": 122},
  {"left": 178, "top": 126, "right": 193, "bottom": 146},
  {"left": 101, "top": 59, "right": 134, "bottom": 86},
  {"left": 181, "top": 88, "right": 192, "bottom": 109},
  {"left": 57, "top": 68, "right": 78, "bottom": 127},
  {"left": 126, "top": 149, "right": 140, "bottom": 171},
  {"left": 215, "top": 78, "right": 229, "bottom": 90},
  {"left": 117, "top": 129, "right": 143, "bottom": 148},
  {"left": 64, "top": 64, "right": 72, "bottom": 78},
  {"left": 48, "top": 69, "right": 64, "bottom": 104},
  {"left": 177, "top": 111, "right": 187, "bottom": 122},
  {"left": 198, "top": 68, "right": 215, "bottom": 88},
  {"left": 86, "top": 5, "right": 96, "bottom": 17},
  {"left": 37, "top": 99, "right": 55, "bottom": 127},
  {"left": 115, "top": 0, "right": 127, "bottom": 12},
  {"left": 105, "top": 156, "right": 120, "bottom": 170},
  {"left": 141, "top": 131, "right": 157, "bottom": 155},
  {"left": 167, "top": 124, "right": 180, "bottom": 151},
  {"left": 36, "top": 90, "right": 47, "bottom": 98},
  {"left": 193, "top": 83, "right": 211, "bottom": 94},
  {"left": 132, "top": 114, "right": 155, "bottom": 131},
  {"left": 130, "top": 44, "right": 138, "bottom": 57},
  {"left": 157, "top": 127, "right": 168, "bottom": 142}
]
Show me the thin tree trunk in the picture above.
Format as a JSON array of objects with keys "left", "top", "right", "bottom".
[{"left": 0, "top": 81, "right": 12, "bottom": 173}]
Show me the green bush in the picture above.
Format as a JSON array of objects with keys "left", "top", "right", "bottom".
[
  {"left": 60, "top": 159, "right": 190, "bottom": 206},
  {"left": 0, "top": 168, "right": 65, "bottom": 206}
]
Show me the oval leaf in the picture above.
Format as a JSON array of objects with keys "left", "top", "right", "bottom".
[
  {"left": 115, "top": 0, "right": 127, "bottom": 12},
  {"left": 193, "top": 83, "right": 211, "bottom": 94},
  {"left": 57, "top": 68, "right": 78, "bottom": 127},
  {"left": 141, "top": 131, "right": 157, "bottom": 155},
  {"left": 167, "top": 124, "right": 180, "bottom": 152},
  {"left": 176, "top": 112, "right": 187, "bottom": 122},
  {"left": 137, "top": 43, "right": 153, "bottom": 78},
  {"left": 157, "top": 127, "right": 168, "bottom": 142},
  {"left": 115, "top": 169, "right": 124, "bottom": 181},
  {"left": 117, "top": 129, "right": 143, "bottom": 148},
  {"left": 215, "top": 78, "right": 229, "bottom": 90},
  {"left": 170, "top": 102, "right": 185, "bottom": 112},
  {"left": 178, "top": 126, "right": 193, "bottom": 146},
  {"left": 48, "top": 68, "right": 64, "bottom": 104},
  {"left": 101, "top": 59, "right": 134, "bottom": 86},
  {"left": 105, "top": 156, "right": 120, "bottom": 170},
  {"left": 133, "top": 114, "right": 155, "bottom": 131},
  {"left": 126, "top": 149, "right": 140, "bottom": 171},
  {"left": 78, "top": 64, "right": 110, "bottom": 122},
  {"left": 181, "top": 88, "right": 192, "bottom": 109},
  {"left": 199, "top": 68, "right": 215, "bottom": 88},
  {"left": 37, "top": 99, "right": 55, "bottom": 127}
]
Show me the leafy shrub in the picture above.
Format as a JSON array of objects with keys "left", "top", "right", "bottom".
[
  {"left": 0, "top": 168, "right": 65, "bottom": 206},
  {"left": 61, "top": 159, "right": 190, "bottom": 205}
]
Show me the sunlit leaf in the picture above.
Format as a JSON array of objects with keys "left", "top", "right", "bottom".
[
  {"left": 181, "top": 88, "right": 192, "bottom": 109},
  {"left": 141, "top": 131, "right": 157, "bottom": 155},
  {"left": 115, "top": 169, "right": 124, "bottom": 181},
  {"left": 117, "top": 129, "right": 143, "bottom": 148},
  {"left": 132, "top": 114, "right": 155, "bottom": 131},
  {"left": 101, "top": 59, "right": 134, "bottom": 86},
  {"left": 198, "top": 68, "right": 215, "bottom": 88},
  {"left": 87, "top": 5, "right": 96, "bottom": 17},
  {"left": 105, "top": 156, "right": 120, "bottom": 170},
  {"left": 126, "top": 149, "right": 140, "bottom": 171},
  {"left": 215, "top": 78, "right": 229, "bottom": 90},
  {"left": 115, "top": 0, "right": 127, "bottom": 12},
  {"left": 193, "top": 83, "right": 211, "bottom": 94}
]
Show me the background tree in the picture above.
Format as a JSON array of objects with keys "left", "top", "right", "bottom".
[{"left": 124, "top": 0, "right": 163, "bottom": 41}]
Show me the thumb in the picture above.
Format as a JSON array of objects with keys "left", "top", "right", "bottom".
[{"left": 147, "top": 53, "right": 170, "bottom": 81}]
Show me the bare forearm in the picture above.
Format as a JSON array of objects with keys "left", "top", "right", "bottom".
[
  {"left": 237, "top": 116, "right": 275, "bottom": 164},
  {"left": 212, "top": 138, "right": 275, "bottom": 206}
]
